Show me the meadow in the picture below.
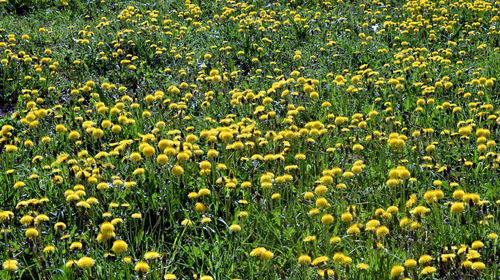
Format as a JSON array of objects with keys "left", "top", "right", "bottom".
[{"left": 0, "top": 0, "right": 499, "bottom": 279}]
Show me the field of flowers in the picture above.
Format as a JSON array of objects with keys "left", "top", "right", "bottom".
[{"left": 0, "top": 0, "right": 498, "bottom": 279}]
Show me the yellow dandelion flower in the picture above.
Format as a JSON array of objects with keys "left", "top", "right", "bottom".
[
  {"left": 229, "top": 224, "right": 241, "bottom": 232},
  {"left": 311, "top": 256, "right": 329, "bottom": 266},
  {"left": 471, "top": 262, "right": 486, "bottom": 270},
  {"left": 404, "top": 259, "right": 417, "bottom": 268},
  {"left": 418, "top": 255, "right": 433, "bottom": 264},
  {"left": 76, "top": 257, "right": 95, "bottom": 269},
  {"left": 144, "top": 251, "right": 161, "bottom": 260},
  {"left": 25, "top": 227, "right": 39, "bottom": 239},
  {"left": 420, "top": 266, "right": 436, "bottom": 275},
  {"left": 112, "top": 240, "right": 128, "bottom": 254},
  {"left": 298, "top": 254, "right": 312, "bottom": 264},
  {"left": 375, "top": 226, "right": 390, "bottom": 238},
  {"left": 3, "top": 259, "right": 19, "bottom": 271},
  {"left": 357, "top": 263, "right": 369, "bottom": 270},
  {"left": 390, "top": 266, "right": 404, "bottom": 278},
  {"left": 134, "top": 262, "right": 150, "bottom": 273}
]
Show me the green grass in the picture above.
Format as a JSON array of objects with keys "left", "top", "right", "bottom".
[{"left": 0, "top": 0, "right": 499, "bottom": 279}]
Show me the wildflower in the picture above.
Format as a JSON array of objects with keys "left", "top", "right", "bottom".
[
  {"left": 260, "top": 250, "right": 274, "bottom": 260},
  {"left": 462, "top": 260, "right": 473, "bottom": 268},
  {"left": 112, "top": 240, "right": 128, "bottom": 253},
  {"left": 341, "top": 212, "right": 353, "bottom": 223},
  {"left": 76, "top": 201, "right": 91, "bottom": 208},
  {"left": 347, "top": 224, "right": 361, "bottom": 235},
  {"left": 404, "top": 259, "right": 417, "bottom": 268},
  {"left": 43, "top": 246, "right": 56, "bottom": 254},
  {"left": 471, "top": 262, "right": 486, "bottom": 270},
  {"left": 77, "top": 257, "right": 95, "bottom": 269},
  {"left": 315, "top": 197, "right": 330, "bottom": 208},
  {"left": 3, "top": 260, "right": 19, "bottom": 271},
  {"left": 195, "top": 203, "right": 207, "bottom": 213},
  {"left": 303, "top": 235, "right": 316, "bottom": 242},
  {"left": 451, "top": 202, "right": 465, "bottom": 214},
  {"left": 376, "top": 226, "right": 390, "bottom": 238},
  {"left": 321, "top": 214, "right": 334, "bottom": 224},
  {"left": 142, "top": 145, "right": 155, "bottom": 157},
  {"left": 352, "top": 144, "right": 364, "bottom": 152},
  {"left": 229, "top": 224, "right": 241, "bottom": 232},
  {"left": 424, "top": 190, "right": 444, "bottom": 203},
  {"left": 317, "top": 269, "right": 334, "bottom": 277},
  {"left": 20, "top": 215, "right": 34, "bottom": 225},
  {"left": 199, "top": 161, "right": 211, "bottom": 170},
  {"left": 4, "top": 143, "right": 20, "bottom": 153},
  {"left": 329, "top": 236, "right": 341, "bottom": 244},
  {"left": 100, "top": 222, "right": 115, "bottom": 233},
  {"left": 410, "top": 206, "right": 430, "bottom": 217},
  {"left": 144, "top": 251, "right": 161, "bottom": 260},
  {"left": 441, "top": 254, "right": 456, "bottom": 262},
  {"left": 13, "top": 182, "right": 26, "bottom": 189},
  {"left": 308, "top": 208, "right": 321, "bottom": 217},
  {"left": 315, "top": 185, "right": 328, "bottom": 195},
  {"left": 198, "top": 188, "right": 211, "bottom": 196},
  {"left": 333, "top": 252, "right": 345, "bottom": 263},
  {"left": 134, "top": 262, "right": 150, "bottom": 273},
  {"left": 420, "top": 266, "right": 436, "bottom": 275},
  {"left": 250, "top": 247, "right": 273, "bottom": 260},
  {"left": 130, "top": 152, "right": 142, "bottom": 162},
  {"left": 250, "top": 247, "right": 265, "bottom": 258},
  {"left": 69, "top": 242, "right": 83, "bottom": 250},
  {"left": 406, "top": 194, "right": 417, "bottom": 208},
  {"left": 171, "top": 165, "right": 184, "bottom": 176},
  {"left": 386, "top": 179, "right": 400, "bottom": 187},
  {"left": 471, "top": 241, "right": 484, "bottom": 249},
  {"left": 157, "top": 154, "right": 169, "bottom": 164},
  {"left": 357, "top": 263, "right": 369, "bottom": 270},
  {"left": 304, "top": 192, "right": 314, "bottom": 200},
  {"left": 418, "top": 255, "right": 433, "bottom": 264},
  {"left": 65, "top": 260, "right": 77, "bottom": 268},
  {"left": 298, "top": 255, "right": 312, "bottom": 264},
  {"left": 390, "top": 266, "right": 404, "bottom": 278},
  {"left": 249, "top": 247, "right": 265, "bottom": 258},
  {"left": 132, "top": 213, "right": 142, "bottom": 219},
  {"left": 311, "top": 256, "right": 329, "bottom": 266},
  {"left": 25, "top": 227, "right": 39, "bottom": 239},
  {"left": 341, "top": 256, "right": 352, "bottom": 265},
  {"left": 207, "top": 149, "right": 219, "bottom": 158},
  {"left": 188, "top": 192, "right": 199, "bottom": 199}
]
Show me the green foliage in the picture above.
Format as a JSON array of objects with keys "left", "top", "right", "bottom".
[{"left": 0, "top": 0, "right": 499, "bottom": 279}]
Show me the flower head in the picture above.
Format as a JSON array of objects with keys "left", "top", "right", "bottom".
[
  {"left": 77, "top": 257, "right": 95, "bottom": 269},
  {"left": 3, "top": 259, "right": 19, "bottom": 271}
]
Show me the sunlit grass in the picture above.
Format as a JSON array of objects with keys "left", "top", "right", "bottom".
[{"left": 0, "top": 0, "right": 499, "bottom": 279}]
